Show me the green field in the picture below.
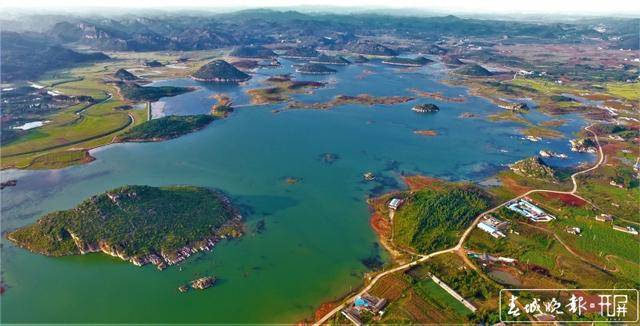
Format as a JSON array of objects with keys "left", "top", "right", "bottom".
[
  {"left": 605, "top": 82, "right": 640, "bottom": 101},
  {"left": 2, "top": 100, "right": 132, "bottom": 157},
  {"left": 27, "top": 150, "right": 95, "bottom": 169},
  {"left": 414, "top": 278, "right": 471, "bottom": 317}
]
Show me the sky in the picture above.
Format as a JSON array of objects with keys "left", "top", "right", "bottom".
[{"left": 1, "top": 0, "right": 638, "bottom": 15}]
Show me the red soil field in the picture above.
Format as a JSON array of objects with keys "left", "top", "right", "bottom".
[{"left": 540, "top": 192, "right": 587, "bottom": 207}]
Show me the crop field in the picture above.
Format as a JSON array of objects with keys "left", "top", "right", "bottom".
[
  {"left": 368, "top": 273, "right": 410, "bottom": 300},
  {"left": 605, "top": 82, "right": 640, "bottom": 101},
  {"left": 2, "top": 100, "right": 131, "bottom": 157},
  {"left": 27, "top": 150, "right": 95, "bottom": 169},
  {"left": 413, "top": 278, "right": 470, "bottom": 317},
  {"left": 1, "top": 100, "right": 147, "bottom": 169}
]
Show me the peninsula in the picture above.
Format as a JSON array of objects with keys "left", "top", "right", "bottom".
[{"left": 116, "top": 115, "right": 214, "bottom": 142}]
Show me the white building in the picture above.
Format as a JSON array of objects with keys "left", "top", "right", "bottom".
[
  {"left": 477, "top": 216, "right": 509, "bottom": 238},
  {"left": 507, "top": 199, "right": 555, "bottom": 222},
  {"left": 388, "top": 198, "right": 403, "bottom": 210}
]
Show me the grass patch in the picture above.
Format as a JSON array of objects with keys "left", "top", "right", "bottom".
[
  {"left": 520, "top": 125, "right": 564, "bottom": 139},
  {"left": 605, "top": 82, "right": 640, "bottom": 101},
  {"left": 414, "top": 278, "right": 471, "bottom": 317},
  {"left": 27, "top": 150, "right": 95, "bottom": 169},
  {"left": 1, "top": 100, "right": 132, "bottom": 157}
]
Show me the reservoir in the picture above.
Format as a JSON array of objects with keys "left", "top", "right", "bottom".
[{"left": 0, "top": 59, "right": 593, "bottom": 323}]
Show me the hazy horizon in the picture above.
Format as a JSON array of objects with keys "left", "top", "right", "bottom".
[{"left": 1, "top": 2, "right": 639, "bottom": 17}]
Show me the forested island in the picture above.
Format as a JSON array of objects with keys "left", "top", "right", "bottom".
[
  {"left": 117, "top": 82, "right": 193, "bottom": 102},
  {"left": 295, "top": 63, "right": 337, "bottom": 75},
  {"left": 7, "top": 185, "right": 243, "bottom": 270},
  {"left": 191, "top": 60, "right": 251, "bottom": 82},
  {"left": 117, "top": 115, "right": 214, "bottom": 142},
  {"left": 382, "top": 56, "right": 432, "bottom": 67}
]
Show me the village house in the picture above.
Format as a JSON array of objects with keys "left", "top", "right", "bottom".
[
  {"left": 595, "top": 214, "right": 614, "bottom": 222},
  {"left": 387, "top": 198, "right": 403, "bottom": 220},
  {"left": 477, "top": 215, "right": 509, "bottom": 238},
  {"left": 613, "top": 225, "right": 639, "bottom": 235},
  {"left": 340, "top": 293, "right": 388, "bottom": 326},
  {"left": 566, "top": 227, "right": 581, "bottom": 235}
]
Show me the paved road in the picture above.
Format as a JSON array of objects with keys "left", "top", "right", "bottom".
[{"left": 314, "top": 125, "right": 603, "bottom": 325}]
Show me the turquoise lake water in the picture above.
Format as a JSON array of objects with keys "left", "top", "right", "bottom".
[{"left": 0, "top": 58, "right": 593, "bottom": 323}]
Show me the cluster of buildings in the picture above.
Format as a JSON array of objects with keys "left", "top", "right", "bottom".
[
  {"left": 506, "top": 198, "right": 556, "bottom": 222},
  {"left": 594, "top": 214, "right": 638, "bottom": 235},
  {"left": 341, "top": 293, "right": 387, "bottom": 326}
]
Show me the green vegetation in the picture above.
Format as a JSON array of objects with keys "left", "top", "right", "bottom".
[
  {"left": 229, "top": 45, "right": 276, "bottom": 58},
  {"left": 7, "top": 185, "right": 236, "bottom": 258},
  {"left": 393, "top": 183, "right": 491, "bottom": 252},
  {"left": 246, "top": 78, "right": 324, "bottom": 104},
  {"left": 282, "top": 46, "right": 320, "bottom": 58},
  {"left": 412, "top": 103, "right": 440, "bottom": 112},
  {"left": 311, "top": 54, "right": 351, "bottom": 65},
  {"left": 455, "top": 64, "right": 492, "bottom": 77},
  {"left": 521, "top": 125, "right": 564, "bottom": 139},
  {"left": 605, "top": 82, "right": 640, "bottom": 101},
  {"left": 1, "top": 31, "right": 108, "bottom": 82},
  {"left": 28, "top": 150, "right": 95, "bottom": 169},
  {"left": 191, "top": 60, "right": 250, "bottom": 82},
  {"left": 509, "top": 156, "right": 558, "bottom": 183},
  {"left": 594, "top": 123, "right": 640, "bottom": 140},
  {"left": 117, "top": 115, "right": 214, "bottom": 142},
  {"left": 117, "top": 82, "right": 192, "bottom": 102},
  {"left": 114, "top": 68, "right": 139, "bottom": 81},
  {"left": 1, "top": 100, "right": 132, "bottom": 158},
  {"left": 382, "top": 56, "right": 432, "bottom": 66},
  {"left": 413, "top": 279, "right": 470, "bottom": 317},
  {"left": 295, "top": 63, "right": 337, "bottom": 74}
]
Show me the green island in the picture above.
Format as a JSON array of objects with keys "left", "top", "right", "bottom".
[
  {"left": 7, "top": 185, "right": 243, "bottom": 270},
  {"left": 287, "top": 94, "right": 414, "bottom": 110},
  {"left": 382, "top": 56, "right": 433, "bottom": 67},
  {"left": 295, "top": 63, "right": 337, "bottom": 75},
  {"left": 228, "top": 45, "right": 277, "bottom": 59},
  {"left": 116, "top": 115, "right": 214, "bottom": 142},
  {"left": 191, "top": 59, "right": 251, "bottom": 82},
  {"left": 246, "top": 75, "right": 325, "bottom": 104},
  {"left": 281, "top": 46, "right": 320, "bottom": 59},
  {"left": 310, "top": 54, "right": 351, "bottom": 65},
  {"left": 412, "top": 103, "right": 440, "bottom": 113},
  {"left": 116, "top": 82, "right": 194, "bottom": 102}
]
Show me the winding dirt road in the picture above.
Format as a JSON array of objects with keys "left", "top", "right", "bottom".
[{"left": 314, "top": 125, "right": 603, "bottom": 325}]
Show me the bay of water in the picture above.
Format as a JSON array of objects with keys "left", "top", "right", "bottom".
[{"left": 0, "top": 59, "right": 593, "bottom": 323}]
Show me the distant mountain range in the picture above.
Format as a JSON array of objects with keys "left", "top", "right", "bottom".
[
  {"left": 1, "top": 32, "right": 108, "bottom": 82},
  {"left": 1, "top": 10, "right": 637, "bottom": 82}
]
